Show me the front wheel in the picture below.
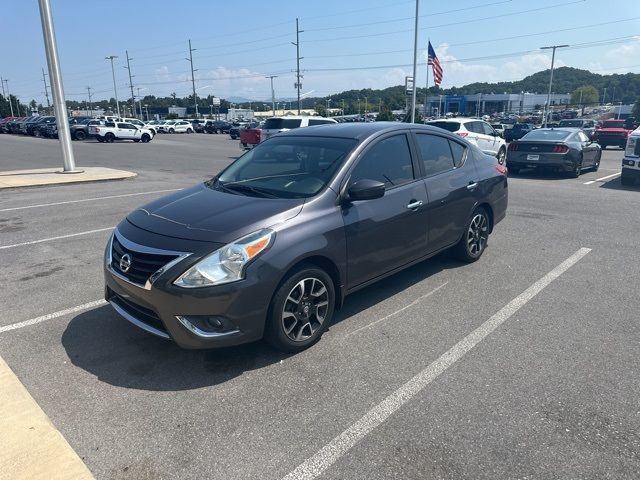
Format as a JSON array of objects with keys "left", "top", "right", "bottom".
[
  {"left": 265, "top": 267, "right": 335, "bottom": 353},
  {"left": 75, "top": 130, "right": 86, "bottom": 141},
  {"left": 169, "top": 128, "right": 175, "bottom": 134},
  {"left": 592, "top": 152, "right": 601, "bottom": 171},
  {"left": 141, "top": 134, "right": 151, "bottom": 143},
  {"left": 133, "top": 139, "right": 140, "bottom": 143},
  {"left": 452, "top": 207, "right": 490, "bottom": 263},
  {"left": 105, "top": 133, "right": 115, "bottom": 143},
  {"left": 96, "top": 136, "right": 104, "bottom": 143},
  {"left": 187, "top": 128, "right": 193, "bottom": 134}
]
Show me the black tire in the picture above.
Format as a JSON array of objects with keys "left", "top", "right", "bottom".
[
  {"left": 496, "top": 147, "right": 506, "bottom": 165},
  {"left": 592, "top": 151, "right": 601, "bottom": 172},
  {"left": 169, "top": 128, "right": 175, "bottom": 134},
  {"left": 452, "top": 207, "right": 490, "bottom": 263},
  {"left": 105, "top": 133, "right": 115, "bottom": 143},
  {"left": 133, "top": 139, "right": 140, "bottom": 143},
  {"left": 96, "top": 136, "right": 104, "bottom": 143},
  {"left": 570, "top": 157, "right": 582, "bottom": 178},
  {"left": 621, "top": 171, "right": 634, "bottom": 186},
  {"left": 141, "top": 134, "right": 151, "bottom": 143},
  {"left": 74, "top": 130, "right": 86, "bottom": 141},
  {"left": 265, "top": 266, "right": 335, "bottom": 353},
  {"left": 187, "top": 128, "right": 193, "bottom": 134}
]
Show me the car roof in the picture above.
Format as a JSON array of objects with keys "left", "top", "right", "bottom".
[{"left": 280, "top": 121, "right": 458, "bottom": 140}]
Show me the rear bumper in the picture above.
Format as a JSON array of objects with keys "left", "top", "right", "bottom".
[{"left": 507, "top": 152, "right": 578, "bottom": 171}]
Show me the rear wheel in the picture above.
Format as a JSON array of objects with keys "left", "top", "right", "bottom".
[
  {"left": 265, "top": 266, "right": 335, "bottom": 353},
  {"left": 452, "top": 207, "right": 490, "bottom": 263},
  {"left": 570, "top": 157, "right": 582, "bottom": 178},
  {"left": 74, "top": 130, "right": 86, "bottom": 141},
  {"left": 592, "top": 151, "right": 601, "bottom": 171},
  {"left": 496, "top": 147, "right": 506, "bottom": 165},
  {"left": 169, "top": 128, "right": 175, "bottom": 134},
  {"left": 105, "top": 133, "right": 115, "bottom": 143}
]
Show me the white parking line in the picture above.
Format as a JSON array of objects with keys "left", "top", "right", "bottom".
[
  {"left": 584, "top": 172, "right": 621, "bottom": 185},
  {"left": 0, "top": 188, "right": 181, "bottom": 212},
  {"left": 0, "top": 227, "right": 113, "bottom": 250},
  {"left": 0, "top": 300, "right": 106, "bottom": 334},
  {"left": 283, "top": 247, "right": 591, "bottom": 480},
  {"left": 344, "top": 282, "right": 448, "bottom": 338}
]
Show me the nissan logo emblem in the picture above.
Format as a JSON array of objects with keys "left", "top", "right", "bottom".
[{"left": 119, "top": 253, "right": 132, "bottom": 273}]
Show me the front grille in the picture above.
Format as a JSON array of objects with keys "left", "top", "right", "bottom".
[
  {"left": 111, "top": 236, "right": 178, "bottom": 286},
  {"left": 110, "top": 292, "right": 168, "bottom": 334}
]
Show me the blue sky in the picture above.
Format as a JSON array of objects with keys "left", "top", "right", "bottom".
[{"left": 1, "top": 0, "right": 639, "bottom": 105}]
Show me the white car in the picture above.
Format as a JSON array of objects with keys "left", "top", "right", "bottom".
[
  {"left": 160, "top": 120, "right": 194, "bottom": 134},
  {"left": 91, "top": 121, "right": 154, "bottom": 143},
  {"left": 260, "top": 116, "right": 337, "bottom": 141},
  {"left": 426, "top": 117, "right": 507, "bottom": 164},
  {"left": 622, "top": 127, "right": 640, "bottom": 186}
]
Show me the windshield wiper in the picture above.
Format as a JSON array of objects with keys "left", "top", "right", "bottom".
[{"left": 219, "top": 182, "right": 279, "bottom": 198}]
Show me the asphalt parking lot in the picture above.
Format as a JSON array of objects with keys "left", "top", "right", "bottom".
[{"left": 1, "top": 132, "right": 639, "bottom": 479}]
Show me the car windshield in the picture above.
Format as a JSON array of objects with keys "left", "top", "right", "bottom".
[
  {"left": 521, "top": 129, "right": 572, "bottom": 141},
  {"left": 263, "top": 118, "right": 303, "bottom": 130},
  {"left": 427, "top": 121, "right": 460, "bottom": 132},
  {"left": 559, "top": 120, "right": 583, "bottom": 127},
  {"left": 213, "top": 136, "right": 357, "bottom": 199}
]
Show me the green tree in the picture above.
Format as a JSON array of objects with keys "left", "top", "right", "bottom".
[
  {"left": 314, "top": 102, "right": 326, "bottom": 116},
  {"left": 376, "top": 104, "right": 393, "bottom": 121},
  {"left": 571, "top": 86, "right": 599, "bottom": 106}
]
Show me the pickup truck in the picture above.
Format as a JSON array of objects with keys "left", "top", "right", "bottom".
[
  {"left": 594, "top": 119, "right": 634, "bottom": 149},
  {"left": 239, "top": 126, "right": 261, "bottom": 149},
  {"left": 89, "top": 121, "right": 154, "bottom": 143}
]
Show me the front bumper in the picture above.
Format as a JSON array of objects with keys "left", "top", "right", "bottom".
[
  {"left": 622, "top": 158, "right": 640, "bottom": 180},
  {"left": 103, "top": 229, "right": 277, "bottom": 349}
]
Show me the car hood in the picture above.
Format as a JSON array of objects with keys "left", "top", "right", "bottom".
[{"left": 126, "top": 183, "right": 305, "bottom": 243}]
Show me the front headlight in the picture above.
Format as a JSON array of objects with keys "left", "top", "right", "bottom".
[{"left": 174, "top": 228, "right": 274, "bottom": 288}]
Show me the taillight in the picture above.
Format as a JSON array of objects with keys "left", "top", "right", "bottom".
[
  {"left": 456, "top": 132, "right": 469, "bottom": 138},
  {"left": 508, "top": 143, "right": 518, "bottom": 151},
  {"left": 496, "top": 164, "right": 508, "bottom": 176},
  {"left": 552, "top": 145, "right": 568, "bottom": 153}
]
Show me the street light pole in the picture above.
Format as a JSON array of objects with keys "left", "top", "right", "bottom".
[
  {"left": 105, "top": 55, "right": 120, "bottom": 117},
  {"left": 87, "top": 86, "right": 93, "bottom": 116},
  {"left": 125, "top": 50, "right": 136, "bottom": 118},
  {"left": 186, "top": 40, "right": 198, "bottom": 118},
  {"left": 266, "top": 75, "right": 277, "bottom": 116},
  {"left": 410, "top": 0, "right": 420, "bottom": 123},
  {"left": 38, "top": 0, "right": 80, "bottom": 172},
  {"left": 1, "top": 78, "right": 14, "bottom": 117},
  {"left": 541, "top": 44, "right": 568, "bottom": 128},
  {"left": 42, "top": 68, "right": 51, "bottom": 114}
]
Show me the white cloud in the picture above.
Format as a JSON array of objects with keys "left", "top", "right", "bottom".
[
  {"left": 154, "top": 65, "right": 170, "bottom": 81},
  {"left": 588, "top": 37, "right": 640, "bottom": 74}
]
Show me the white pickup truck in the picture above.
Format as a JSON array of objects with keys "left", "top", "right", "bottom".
[{"left": 89, "top": 121, "right": 154, "bottom": 143}]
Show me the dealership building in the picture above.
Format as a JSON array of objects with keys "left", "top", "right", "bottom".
[{"left": 424, "top": 92, "right": 571, "bottom": 116}]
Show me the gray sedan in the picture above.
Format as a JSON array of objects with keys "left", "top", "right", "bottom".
[{"left": 506, "top": 128, "right": 601, "bottom": 177}]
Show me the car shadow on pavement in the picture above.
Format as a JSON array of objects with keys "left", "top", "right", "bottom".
[
  {"left": 61, "top": 251, "right": 463, "bottom": 392},
  {"left": 599, "top": 177, "right": 639, "bottom": 191}
]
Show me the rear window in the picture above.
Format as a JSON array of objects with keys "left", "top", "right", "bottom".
[
  {"left": 263, "top": 118, "right": 303, "bottom": 130},
  {"left": 559, "top": 120, "right": 583, "bottom": 127},
  {"left": 603, "top": 121, "right": 624, "bottom": 129},
  {"left": 521, "top": 129, "right": 572, "bottom": 141},
  {"left": 308, "top": 119, "right": 334, "bottom": 126},
  {"left": 427, "top": 121, "right": 461, "bottom": 133}
]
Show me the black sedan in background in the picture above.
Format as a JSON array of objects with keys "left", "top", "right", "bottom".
[
  {"left": 506, "top": 128, "right": 601, "bottom": 177},
  {"left": 104, "top": 123, "right": 508, "bottom": 353},
  {"left": 504, "top": 123, "right": 534, "bottom": 142}
]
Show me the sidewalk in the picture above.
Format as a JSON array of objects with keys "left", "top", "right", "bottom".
[{"left": 0, "top": 167, "right": 136, "bottom": 189}]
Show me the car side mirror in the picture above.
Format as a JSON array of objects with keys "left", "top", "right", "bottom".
[{"left": 347, "top": 179, "right": 385, "bottom": 201}]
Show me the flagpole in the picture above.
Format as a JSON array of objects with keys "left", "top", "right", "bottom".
[
  {"left": 410, "top": 0, "right": 419, "bottom": 123},
  {"left": 424, "top": 38, "right": 430, "bottom": 120}
]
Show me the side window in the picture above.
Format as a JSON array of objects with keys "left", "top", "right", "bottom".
[
  {"left": 350, "top": 134, "right": 414, "bottom": 188},
  {"left": 116, "top": 123, "right": 126, "bottom": 128},
  {"left": 449, "top": 140, "right": 467, "bottom": 168},
  {"left": 481, "top": 122, "right": 495, "bottom": 136},
  {"left": 415, "top": 134, "right": 455, "bottom": 176},
  {"left": 463, "top": 122, "right": 478, "bottom": 134}
]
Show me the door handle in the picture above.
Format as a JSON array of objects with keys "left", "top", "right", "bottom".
[
  {"left": 467, "top": 182, "right": 479, "bottom": 190},
  {"left": 406, "top": 200, "right": 423, "bottom": 210}
]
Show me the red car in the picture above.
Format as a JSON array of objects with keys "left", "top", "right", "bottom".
[{"left": 594, "top": 119, "right": 634, "bottom": 149}]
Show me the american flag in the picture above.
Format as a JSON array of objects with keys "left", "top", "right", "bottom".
[{"left": 427, "top": 41, "right": 443, "bottom": 86}]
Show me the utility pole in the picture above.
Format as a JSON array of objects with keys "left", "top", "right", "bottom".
[
  {"left": 541, "top": 44, "right": 568, "bottom": 127},
  {"left": 342, "top": 99, "right": 345, "bottom": 118},
  {"left": 105, "top": 55, "right": 120, "bottom": 117},
  {"left": 292, "top": 18, "right": 303, "bottom": 114},
  {"left": 136, "top": 87, "right": 143, "bottom": 120},
  {"left": 326, "top": 98, "right": 331, "bottom": 116},
  {"left": 186, "top": 40, "right": 198, "bottom": 118},
  {"left": 265, "top": 75, "right": 277, "bottom": 116},
  {"left": 410, "top": 0, "right": 420, "bottom": 123},
  {"left": 1, "top": 78, "right": 14, "bottom": 117},
  {"left": 39, "top": 0, "right": 79, "bottom": 172},
  {"left": 125, "top": 50, "right": 136, "bottom": 118},
  {"left": 87, "top": 86, "right": 93, "bottom": 116},
  {"left": 42, "top": 68, "right": 51, "bottom": 114}
]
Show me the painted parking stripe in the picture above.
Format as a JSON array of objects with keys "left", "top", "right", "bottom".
[
  {"left": 343, "top": 282, "right": 448, "bottom": 338},
  {"left": 0, "top": 188, "right": 181, "bottom": 212},
  {"left": 584, "top": 172, "right": 621, "bottom": 185},
  {"left": 283, "top": 247, "right": 591, "bottom": 480},
  {"left": 0, "top": 300, "right": 106, "bottom": 334},
  {"left": 0, "top": 227, "right": 113, "bottom": 250}
]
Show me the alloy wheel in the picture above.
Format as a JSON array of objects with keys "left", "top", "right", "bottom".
[
  {"left": 467, "top": 213, "right": 488, "bottom": 256},
  {"left": 281, "top": 277, "right": 329, "bottom": 342}
]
